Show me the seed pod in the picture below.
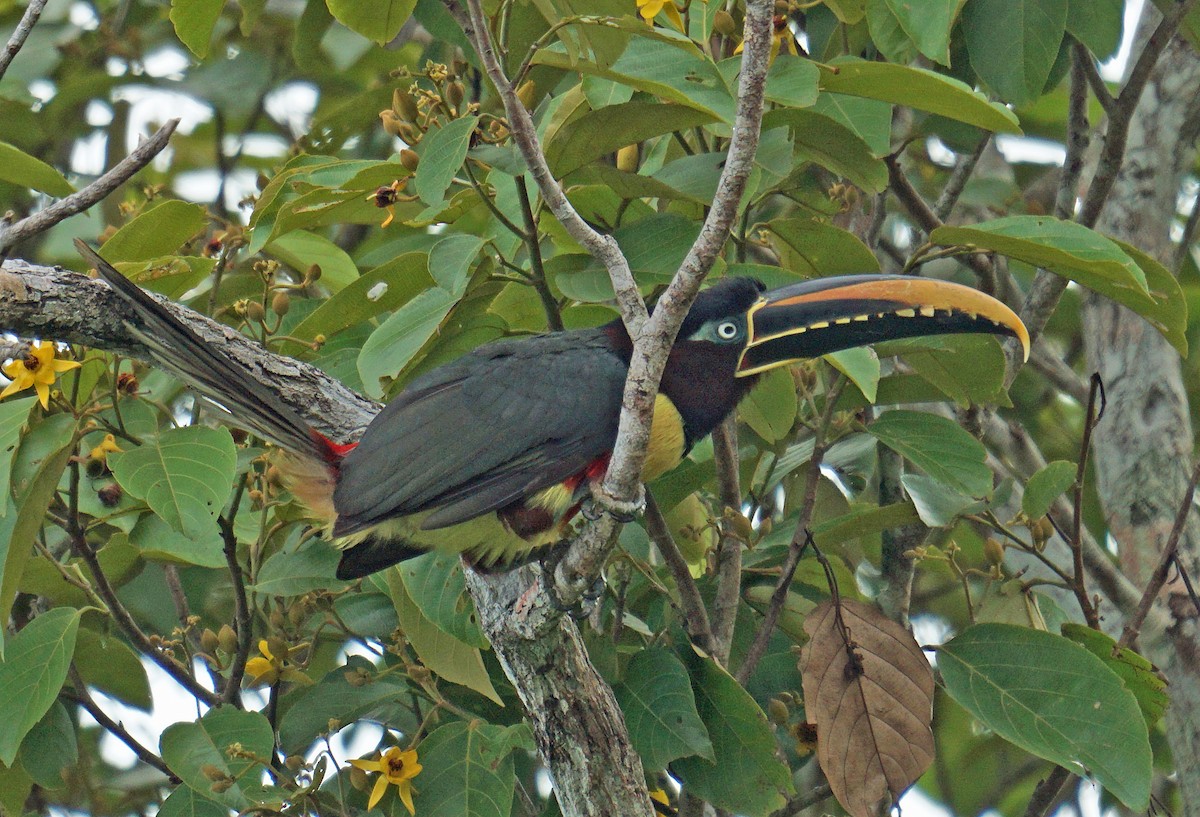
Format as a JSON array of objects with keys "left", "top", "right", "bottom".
[
  {"left": 767, "top": 697, "right": 790, "bottom": 725},
  {"left": 393, "top": 88, "right": 419, "bottom": 121},
  {"left": 713, "top": 9, "right": 736, "bottom": 35},
  {"left": 984, "top": 537, "right": 1006, "bottom": 567},
  {"left": 447, "top": 80, "right": 464, "bottom": 108},
  {"left": 397, "top": 122, "right": 421, "bottom": 144},
  {"left": 218, "top": 624, "right": 239, "bottom": 654},
  {"left": 267, "top": 635, "right": 289, "bottom": 660},
  {"left": 201, "top": 764, "right": 227, "bottom": 781},
  {"left": 97, "top": 483, "right": 123, "bottom": 507},
  {"left": 379, "top": 109, "right": 405, "bottom": 137},
  {"left": 271, "top": 291, "right": 291, "bottom": 317},
  {"left": 200, "top": 628, "right": 220, "bottom": 654},
  {"left": 245, "top": 301, "right": 265, "bottom": 323},
  {"left": 400, "top": 148, "right": 420, "bottom": 171},
  {"left": 1031, "top": 516, "right": 1054, "bottom": 549}
]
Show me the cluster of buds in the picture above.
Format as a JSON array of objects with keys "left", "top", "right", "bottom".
[{"left": 379, "top": 60, "right": 475, "bottom": 148}]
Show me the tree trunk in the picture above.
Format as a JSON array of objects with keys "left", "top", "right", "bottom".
[{"left": 1080, "top": 9, "right": 1200, "bottom": 811}]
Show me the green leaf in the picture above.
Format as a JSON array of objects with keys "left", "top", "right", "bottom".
[
  {"left": 0, "top": 439, "right": 74, "bottom": 653},
  {"left": 356, "top": 236, "right": 480, "bottom": 398},
  {"left": 0, "top": 761, "right": 32, "bottom": 817},
  {"left": 324, "top": 0, "right": 415, "bottom": 42},
  {"left": 415, "top": 116, "right": 478, "bottom": 205},
  {"left": 819, "top": 60, "right": 1022, "bottom": 133},
  {"left": 765, "top": 55, "right": 820, "bottom": 108},
  {"left": 1066, "top": 0, "right": 1123, "bottom": 60},
  {"left": 546, "top": 102, "right": 719, "bottom": 177},
  {"left": 902, "top": 473, "right": 984, "bottom": 526},
  {"left": 0, "top": 607, "right": 83, "bottom": 766},
  {"left": 73, "top": 626, "right": 153, "bottom": 711},
  {"left": 284, "top": 252, "right": 432, "bottom": 352},
  {"left": 867, "top": 409, "right": 991, "bottom": 496},
  {"left": 536, "top": 36, "right": 731, "bottom": 121},
  {"left": 1061, "top": 624, "right": 1168, "bottom": 728},
  {"left": 880, "top": 335, "right": 1010, "bottom": 407},
  {"left": 254, "top": 538, "right": 350, "bottom": 596},
  {"left": 1023, "top": 460, "right": 1076, "bottom": 520},
  {"left": 870, "top": 0, "right": 964, "bottom": 64},
  {"left": 740, "top": 369, "right": 798, "bottom": 443},
  {"left": 100, "top": 200, "right": 208, "bottom": 262},
  {"left": 109, "top": 426, "right": 237, "bottom": 541},
  {"left": 18, "top": 700, "right": 77, "bottom": 789},
  {"left": 0, "top": 142, "right": 74, "bottom": 197},
  {"left": 866, "top": 0, "right": 918, "bottom": 64},
  {"left": 109, "top": 256, "right": 217, "bottom": 299},
  {"left": 763, "top": 110, "right": 888, "bottom": 193},
  {"left": 615, "top": 648, "right": 713, "bottom": 770},
  {"left": 939, "top": 624, "right": 1152, "bottom": 810},
  {"left": 158, "top": 785, "right": 231, "bottom": 817},
  {"left": 399, "top": 553, "right": 487, "bottom": 649},
  {"left": 930, "top": 218, "right": 1155, "bottom": 318},
  {"left": 962, "top": 0, "right": 1068, "bottom": 105},
  {"left": 765, "top": 218, "right": 881, "bottom": 275},
  {"left": 385, "top": 572, "right": 502, "bottom": 704},
  {"left": 672, "top": 653, "right": 791, "bottom": 817},
  {"left": 170, "top": 0, "right": 224, "bottom": 57},
  {"left": 128, "top": 513, "right": 224, "bottom": 567},
  {"left": 411, "top": 721, "right": 521, "bottom": 817},
  {"left": 22, "top": 532, "right": 141, "bottom": 606},
  {"left": 0, "top": 396, "right": 36, "bottom": 515},
  {"left": 827, "top": 347, "right": 880, "bottom": 402},
  {"left": 266, "top": 229, "right": 360, "bottom": 293},
  {"left": 279, "top": 656, "right": 410, "bottom": 754},
  {"left": 1109, "top": 239, "right": 1189, "bottom": 356},
  {"left": 160, "top": 709, "right": 275, "bottom": 809}
]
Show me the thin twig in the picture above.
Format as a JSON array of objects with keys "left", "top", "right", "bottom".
[
  {"left": 515, "top": 177, "right": 564, "bottom": 331},
  {"left": 710, "top": 415, "right": 743, "bottom": 665},
  {"left": 737, "top": 376, "right": 847, "bottom": 684},
  {"left": 933, "top": 135, "right": 990, "bottom": 222},
  {"left": 1117, "top": 458, "right": 1200, "bottom": 650},
  {"left": 1074, "top": 41, "right": 1116, "bottom": 113},
  {"left": 0, "top": 119, "right": 180, "bottom": 255},
  {"left": 644, "top": 491, "right": 715, "bottom": 653},
  {"left": 0, "top": 0, "right": 48, "bottom": 82},
  {"left": 1070, "top": 374, "right": 1103, "bottom": 629},
  {"left": 67, "top": 666, "right": 176, "bottom": 780},
  {"left": 220, "top": 509, "right": 252, "bottom": 704},
  {"left": 1022, "top": 766, "right": 1073, "bottom": 817}
]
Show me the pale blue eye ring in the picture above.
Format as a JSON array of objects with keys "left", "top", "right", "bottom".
[{"left": 717, "top": 321, "right": 738, "bottom": 339}]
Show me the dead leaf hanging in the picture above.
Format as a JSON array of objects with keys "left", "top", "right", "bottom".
[{"left": 799, "top": 599, "right": 935, "bottom": 817}]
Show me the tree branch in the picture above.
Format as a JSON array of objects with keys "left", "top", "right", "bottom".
[
  {"left": 709, "top": 416, "right": 744, "bottom": 665},
  {"left": 644, "top": 491, "right": 715, "bottom": 654},
  {"left": 0, "top": 119, "right": 181, "bottom": 255},
  {"left": 0, "top": 0, "right": 48, "bottom": 82}
]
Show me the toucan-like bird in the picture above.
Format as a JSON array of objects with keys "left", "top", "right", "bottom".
[{"left": 75, "top": 240, "right": 1028, "bottom": 579}]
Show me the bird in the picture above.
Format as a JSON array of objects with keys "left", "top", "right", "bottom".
[{"left": 75, "top": 239, "right": 1028, "bottom": 580}]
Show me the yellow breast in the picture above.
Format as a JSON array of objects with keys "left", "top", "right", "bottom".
[{"left": 643, "top": 392, "right": 687, "bottom": 482}]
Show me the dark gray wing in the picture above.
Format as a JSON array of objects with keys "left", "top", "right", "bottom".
[{"left": 331, "top": 330, "right": 627, "bottom": 535}]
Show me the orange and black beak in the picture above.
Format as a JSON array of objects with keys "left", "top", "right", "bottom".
[{"left": 736, "top": 275, "right": 1029, "bottom": 377}]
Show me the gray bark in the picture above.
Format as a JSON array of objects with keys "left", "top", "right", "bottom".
[{"left": 1079, "top": 10, "right": 1200, "bottom": 810}]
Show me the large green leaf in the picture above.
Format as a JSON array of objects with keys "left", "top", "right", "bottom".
[
  {"left": 1066, "top": 0, "right": 1123, "bottom": 60},
  {"left": 266, "top": 229, "right": 360, "bottom": 293},
  {"left": 545, "top": 102, "right": 719, "bottom": 177},
  {"left": 536, "top": 36, "right": 731, "bottom": 121},
  {"left": 160, "top": 709, "right": 275, "bottom": 809},
  {"left": 0, "top": 396, "right": 36, "bottom": 514},
  {"left": 961, "top": 0, "right": 1068, "bottom": 105},
  {"left": 939, "top": 624, "right": 1152, "bottom": 810},
  {"left": 1109, "top": 239, "right": 1189, "bottom": 356},
  {"left": 0, "top": 142, "right": 74, "bottom": 197},
  {"left": 170, "top": 0, "right": 224, "bottom": 57},
  {"left": 399, "top": 553, "right": 487, "bottom": 649},
  {"left": 109, "top": 426, "right": 238, "bottom": 541},
  {"left": 614, "top": 648, "right": 713, "bottom": 771},
  {"left": 19, "top": 700, "right": 78, "bottom": 790},
  {"left": 385, "top": 572, "right": 502, "bottom": 704},
  {"left": 73, "top": 626, "right": 153, "bottom": 712},
  {"left": 100, "top": 200, "right": 208, "bottom": 262},
  {"left": 740, "top": 369, "right": 798, "bottom": 443},
  {"left": 672, "top": 653, "right": 791, "bottom": 817},
  {"left": 868, "top": 0, "right": 963, "bottom": 65},
  {"left": 1022, "top": 460, "right": 1076, "bottom": 520},
  {"left": 0, "top": 607, "right": 83, "bottom": 766},
  {"left": 411, "top": 721, "right": 523, "bottom": 817},
  {"left": 819, "top": 60, "right": 1022, "bottom": 133},
  {"left": 765, "top": 217, "right": 881, "bottom": 275},
  {"left": 762, "top": 111, "right": 887, "bottom": 193},
  {"left": 279, "top": 656, "right": 410, "bottom": 754},
  {"left": 415, "top": 116, "right": 478, "bottom": 206},
  {"left": 254, "top": 538, "right": 350, "bottom": 595},
  {"left": 325, "top": 0, "right": 415, "bottom": 43},
  {"left": 879, "top": 335, "right": 1010, "bottom": 407},
  {"left": 827, "top": 347, "right": 880, "bottom": 403},
  {"left": 0, "top": 439, "right": 74, "bottom": 654},
  {"left": 1060, "top": 624, "right": 1168, "bottom": 728},
  {"left": 158, "top": 785, "right": 230, "bottom": 817},
  {"left": 867, "top": 409, "right": 992, "bottom": 496},
  {"left": 930, "top": 217, "right": 1160, "bottom": 321}
]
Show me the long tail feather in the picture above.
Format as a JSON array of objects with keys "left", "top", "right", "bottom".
[{"left": 75, "top": 239, "right": 325, "bottom": 461}]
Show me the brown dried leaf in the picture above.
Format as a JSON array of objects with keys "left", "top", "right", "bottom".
[{"left": 799, "top": 600, "right": 935, "bottom": 817}]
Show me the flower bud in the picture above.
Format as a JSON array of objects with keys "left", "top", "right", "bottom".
[
  {"left": 400, "top": 149, "right": 420, "bottom": 172},
  {"left": 201, "top": 763, "right": 227, "bottom": 781},
  {"left": 984, "top": 537, "right": 1006, "bottom": 567},
  {"left": 218, "top": 624, "right": 239, "bottom": 654},
  {"left": 713, "top": 9, "right": 736, "bottom": 35},
  {"left": 285, "top": 755, "right": 306, "bottom": 771},
  {"left": 271, "top": 291, "right": 291, "bottom": 317},
  {"left": 393, "top": 88, "right": 419, "bottom": 121},
  {"left": 97, "top": 483, "right": 123, "bottom": 507},
  {"left": 200, "top": 628, "right": 220, "bottom": 654},
  {"left": 767, "top": 697, "right": 789, "bottom": 725},
  {"left": 447, "top": 80, "right": 464, "bottom": 108},
  {"left": 379, "top": 109, "right": 405, "bottom": 137},
  {"left": 245, "top": 301, "right": 265, "bottom": 323}
]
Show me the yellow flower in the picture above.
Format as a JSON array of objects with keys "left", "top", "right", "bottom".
[
  {"left": 1, "top": 341, "right": 81, "bottom": 409},
  {"left": 89, "top": 433, "right": 123, "bottom": 462},
  {"left": 636, "top": 0, "right": 684, "bottom": 31},
  {"left": 349, "top": 747, "right": 423, "bottom": 813},
  {"left": 649, "top": 788, "right": 672, "bottom": 814},
  {"left": 734, "top": 14, "right": 797, "bottom": 63},
  {"left": 244, "top": 638, "right": 310, "bottom": 687}
]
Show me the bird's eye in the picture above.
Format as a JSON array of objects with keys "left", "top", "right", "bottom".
[{"left": 716, "top": 321, "right": 739, "bottom": 340}]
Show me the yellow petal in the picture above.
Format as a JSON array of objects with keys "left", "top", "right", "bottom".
[
  {"left": 367, "top": 775, "right": 389, "bottom": 810},
  {"left": 348, "top": 758, "right": 383, "bottom": 773},
  {"left": 35, "top": 382, "right": 49, "bottom": 410},
  {"left": 257, "top": 639, "right": 273, "bottom": 660},
  {"left": 1, "top": 359, "right": 21, "bottom": 379},
  {"left": 0, "top": 379, "right": 25, "bottom": 401},
  {"left": 397, "top": 780, "right": 416, "bottom": 815},
  {"left": 31, "top": 342, "right": 54, "bottom": 368},
  {"left": 51, "top": 358, "right": 81, "bottom": 373}
]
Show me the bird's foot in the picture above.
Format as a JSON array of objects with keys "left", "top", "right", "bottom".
[
  {"left": 584, "top": 483, "right": 646, "bottom": 523},
  {"left": 538, "top": 542, "right": 605, "bottom": 619}
]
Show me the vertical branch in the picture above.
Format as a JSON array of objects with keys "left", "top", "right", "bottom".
[
  {"left": 710, "top": 416, "right": 744, "bottom": 665},
  {"left": 644, "top": 491, "right": 715, "bottom": 653},
  {"left": 0, "top": 0, "right": 48, "bottom": 82},
  {"left": 1069, "top": 375, "right": 1103, "bottom": 629}
]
